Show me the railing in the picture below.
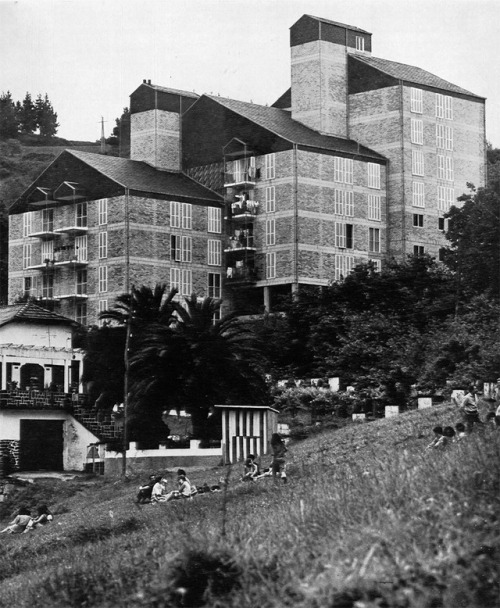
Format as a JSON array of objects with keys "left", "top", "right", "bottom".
[
  {"left": 226, "top": 266, "right": 258, "bottom": 282},
  {"left": 224, "top": 171, "right": 257, "bottom": 186},
  {"left": 226, "top": 235, "right": 255, "bottom": 250},
  {"left": 0, "top": 389, "right": 82, "bottom": 410}
]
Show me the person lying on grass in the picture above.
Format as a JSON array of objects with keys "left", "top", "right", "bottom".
[
  {"left": 0, "top": 507, "right": 32, "bottom": 534},
  {"left": 25, "top": 505, "right": 53, "bottom": 531}
]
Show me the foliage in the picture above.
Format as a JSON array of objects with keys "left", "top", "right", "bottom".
[
  {"left": 16, "top": 93, "right": 37, "bottom": 134},
  {"left": 0, "top": 90, "right": 59, "bottom": 140},
  {"left": 443, "top": 183, "right": 500, "bottom": 301},
  {"left": 107, "top": 107, "right": 130, "bottom": 157},
  {"left": 0, "top": 91, "right": 18, "bottom": 138}
]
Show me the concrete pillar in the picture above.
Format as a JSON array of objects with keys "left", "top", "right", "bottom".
[
  {"left": 264, "top": 286, "right": 271, "bottom": 312},
  {"left": 63, "top": 360, "right": 70, "bottom": 393}
]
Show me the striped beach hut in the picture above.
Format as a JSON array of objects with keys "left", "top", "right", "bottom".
[{"left": 215, "top": 405, "right": 279, "bottom": 465}]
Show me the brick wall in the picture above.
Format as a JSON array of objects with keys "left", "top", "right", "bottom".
[{"left": 130, "top": 110, "right": 181, "bottom": 171}]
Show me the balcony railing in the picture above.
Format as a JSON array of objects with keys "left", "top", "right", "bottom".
[
  {"left": 225, "top": 234, "right": 255, "bottom": 252},
  {"left": 226, "top": 200, "right": 259, "bottom": 219},
  {"left": 225, "top": 265, "right": 258, "bottom": 282},
  {"left": 53, "top": 224, "right": 88, "bottom": 236},
  {"left": 0, "top": 389, "right": 80, "bottom": 410},
  {"left": 224, "top": 171, "right": 256, "bottom": 188}
]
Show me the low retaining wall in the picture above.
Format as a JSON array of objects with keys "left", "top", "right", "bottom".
[{"left": 103, "top": 441, "right": 223, "bottom": 476}]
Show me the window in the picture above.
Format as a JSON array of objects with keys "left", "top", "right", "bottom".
[
  {"left": 42, "top": 208, "right": 54, "bottom": 233},
  {"left": 334, "top": 157, "right": 353, "bottom": 184},
  {"left": 413, "top": 214, "right": 424, "bottom": 227},
  {"left": 410, "top": 88, "right": 423, "bottom": 114},
  {"left": 368, "top": 195, "right": 381, "bottom": 221},
  {"left": 41, "top": 240, "right": 54, "bottom": 263},
  {"left": 436, "top": 124, "right": 453, "bottom": 150},
  {"left": 412, "top": 150, "right": 424, "bottom": 176},
  {"left": 355, "top": 36, "right": 365, "bottom": 51},
  {"left": 208, "top": 207, "right": 221, "bottom": 233},
  {"left": 335, "top": 223, "right": 353, "bottom": 249},
  {"left": 208, "top": 272, "right": 221, "bottom": 298},
  {"left": 170, "top": 201, "right": 181, "bottom": 228},
  {"left": 437, "top": 156, "right": 454, "bottom": 181},
  {"left": 437, "top": 186, "right": 455, "bottom": 212},
  {"left": 367, "top": 163, "right": 381, "bottom": 189},
  {"left": 208, "top": 239, "right": 221, "bottom": 266},
  {"left": 182, "top": 203, "right": 192, "bottom": 229},
  {"left": 413, "top": 245, "right": 425, "bottom": 256},
  {"left": 369, "top": 227, "right": 380, "bottom": 253},
  {"left": 75, "top": 235, "right": 87, "bottom": 262},
  {"left": 76, "top": 202, "right": 87, "bottom": 227},
  {"left": 334, "top": 190, "right": 354, "bottom": 216},
  {"left": 266, "top": 218, "right": 275, "bottom": 246},
  {"left": 436, "top": 93, "right": 453, "bottom": 120},
  {"left": 42, "top": 274, "right": 53, "bottom": 299},
  {"left": 265, "top": 186, "right": 275, "bottom": 213},
  {"left": 170, "top": 268, "right": 180, "bottom": 292},
  {"left": 76, "top": 302, "right": 87, "bottom": 326},
  {"left": 411, "top": 119, "right": 423, "bottom": 145},
  {"left": 23, "top": 212, "right": 33, "bottom": 237},
  {"left": 266, "top": 252, "right": 276, "bottom": 279},
  {"left": 23, "top": 276, "right": 32, "bottom": 297},
  {"left": 335, "top": 254, "right": 354, "bottom": 281},
  {"left": 76, "top": 269, "right": 87, "bottom": 295},
  {"left": 98, "top": 265, "right": 108, "bottom": 293},
  {"left": 23, "top": 243, "right": 32, "bottom": 269},
  {"left": 98, "top": 300, "right": 108, "bottom": 325},
  {"left": 98, "top": 231, "right": 107, "bottom": 259},
  {"left": 265, "top": 153, "right": 276, "bottom": 179},
  {"left": 98, "top": 199, "right": 108, "bottom": 225},
  {"left": 370, "top": 259, "right": 381, "bottom": 272},
  {"left": 438, "top": 217, "right": 446, "bottom": 231},
  {"left": 181, "top": 269, "right": 192, "bottom": 296},
  {"left": 412, "top": 182, "right": 425, "bottom": 208},
  {"left": 171, "top": 235, "right": 192, "bottom": 262},
  {"left": 438, "top": 248, "right": 446, "bottom": 262}
]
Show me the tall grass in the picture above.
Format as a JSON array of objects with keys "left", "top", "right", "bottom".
[{"left": 0, "top": 403, "right": 498, "bottom": 607}]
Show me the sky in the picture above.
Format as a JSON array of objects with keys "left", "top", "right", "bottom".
[{"left": 1, "top": 0, "right": 499, "bottom": 146}]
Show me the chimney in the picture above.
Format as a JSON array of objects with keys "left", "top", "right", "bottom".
[{"left": 290, "top": 15, "right": 371, "bottom": 137}]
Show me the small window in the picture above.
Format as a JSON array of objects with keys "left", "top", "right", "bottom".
[
  {"left": 76, "top": 269, "right": 87, "bottom": 295},
  {"left": 23, "top": 212, "right": 33, "bottom": 237},
  {"left": 266, "top": 252, "right": 276, "bottom": 279},
  {"left": 413, "top": 214, "right": 424, "bottom": 227},
  {"left": 76, "top": 302, "right": 87, "bottom": 326},
  {"left": 23, "top": 276, "right": 32, "bottom": 297},
  {"left": 410, "top": 88, "right": 423, "bottom": 114},
  {"left": 76, "top": 202, "right": 87, "bottom": 227},
  {"left": 208, "top": 273, "right": 221, "bottom": 298},
  {"left": 438, "top": 248, "right": 446, "bottom": 262},
  {"left": 438, "top": 217, "right": 446, "bottom": 231},
  {"left": 412, "top": 182, "right": 425, "bottom": 208},
  {"left": 42, "top": 208, "right": 54, "bottom": 233},
  {"left": 369, "top": 227, "right": 380, "bottom": 253},
  {"left": 355, "top": 36, "right": 365, "bottom": 52},
  {"left": 98, "top": 199, "right": 108, "bottom": 225},
  {"left": 413, "top": 245, "right": 425, "bottom": 256}
]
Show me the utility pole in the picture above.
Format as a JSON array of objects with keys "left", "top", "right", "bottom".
[
  {"left": 100, "top": 117, "right": 107, "bottom": 155},
  {"left": 121, "top": 188, "right": 131, "bottom": 478}
]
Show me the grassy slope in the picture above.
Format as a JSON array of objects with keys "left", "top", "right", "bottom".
[{"left": 0, "top": 402, "right": 498, "bottom": 608}]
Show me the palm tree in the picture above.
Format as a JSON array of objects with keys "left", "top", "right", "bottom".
[{"left": 130, "top": 295, "right": 268, "bottom": 441}]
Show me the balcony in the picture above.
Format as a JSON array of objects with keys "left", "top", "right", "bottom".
[
  {"left": 57, "top": 292, "right": 88, "bottom": 301},
  {"left": 224, "top": 171, "right": 256, "bottom": 189},
  {"left": 224, "top": 234, "right": 255, "bottom": 253},
  {"left": 225, "top": 200, "right": 259, "bottom": 220},
  {"left": 53, "top": 251, "right": 87, "bottom": 268},
  {"left": 225, "top": 264, "right": 258, "bottom": 284},
  {"left": 28, "top": 227, "right": 59, "bottom": 240},
  {"left": 53, "top": 224, "right": 88, "bottom": 236}
]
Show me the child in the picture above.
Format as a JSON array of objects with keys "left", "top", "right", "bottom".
[
  {"left": 454, "top": 422, "right": 467, "bottom": 441},
  {"left": 151, "top": 476, "right": 167, "bottom": 503},
  {"left": 165, "top": 474, "right": 193, "bottom": 501},
  {"left": 461, "top": 386, "right": 482, "bottom": 431},
  {"left": 434, "top": 426, "right": 456, "bottom": 449},
  {"left": 241, "top": 454, "right": 259, "bottom": 481},
  {"left": 426, "top": 426, "right": 443, "bottom": 449},
  {"left": 27, "top": 505, "right": 53, "bottom": 530},
  {"left": 0, "top": 507, "right": 32, "bottom": 534},
  {"left": 270, "top": 433, "right": 287, "bottom": 483},
  {"left": 137, "top": 474, "right": 156, "bottom": 503}
]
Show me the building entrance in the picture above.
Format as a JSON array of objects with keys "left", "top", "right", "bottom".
[{"left": 19, "top": 419, "right": 64, "bottom": 471}]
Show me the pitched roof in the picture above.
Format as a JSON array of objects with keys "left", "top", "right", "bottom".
[
  {"left": 65, "top": 151, "right": 222, "bottom": 202},
  {"left": 351, "top": 54, "right": 483, "bottom": 99},
  {"left": 0, "top": 303, "right": 77, "bottom": 328},
  {"left": 303, "top": 14, "right": 371, "bottom": 35},
  {"left": 132, "top": 82, "right": 199, "bottom": 99},
  {"left": 205, "top": 95, "right": 385, "bottom": 161}
]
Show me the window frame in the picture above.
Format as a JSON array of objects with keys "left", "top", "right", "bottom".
[
  {"left": 266, "top": 218, "right": 276, "bottom": 246},
  {"left": 412, "top": 181, "right": 425, "bottom": 208},
  {"left": 98, "top": 199, "right": 108, "bottom": 226},
  {"left": 98, "top": 231, "right": 108, "bottom": 259},
  {"left": 266, "top": 251, "right": 276, "bottom": 279},
  {"left": 367, "top": 163, "right": 381, "bottom": 189},
  {"left": 208, "top": 207, "right": 222, "bottom": 233},
  {"left": 413, "top": 213, "right": 424, "bottom": 228},
  {"left": 368, "top": 194, "right": 381, "bottom": 221},
  {"left": 23, "top": 212, "right": 33, "bottom": 237},
  {"left": 369, "top": 227, "right": 381, "bottom": 253},
  {"left": 265, "top": 153, "right": 276, "bottom": 180},
  {"left": 208, "top": 272, "right": 221, "bottom": 298},
  {"left": 207, "top": 239, "right": 221, "bottom": 266},
  {"left": 76, "top": 202, "right": 88, "bottom": 227},
  {"left": 412, "top": 150, "right": 425, "bottom": 176},
  {"left": 410, "top": 87, "right": 423, "bottom": 114},
  {"left": 98, "top": 265, "right": 108, "bottom": 293},
  {"left": 265, "top": 186, "right": 275, "bottom": 213},
  {"left": 411, "top": 118, "right": 424, "bottom": 145}
]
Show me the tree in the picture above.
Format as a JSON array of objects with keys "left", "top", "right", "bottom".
[
  {"left": 107, "top": 107, "right": 130, "bottom": 157},
  {"left": 0, "top": 91, "right": 18, "bottom": 139},
  {"left": 444, "top": 184, "right": 500, "bottom": 302},
  {"left": 17, "top": 92, "right": 37, "bottom": 134},
  {"left": 35, "top": 93, "right": 59, "bottom": 139},
  {"left": 130, "top": 294, "right": 268, "bottom": 442}
]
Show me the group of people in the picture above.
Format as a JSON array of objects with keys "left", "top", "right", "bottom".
[
  {"left": 136, "top": 433, "right": 289, "bottom": 504},
  {"left": 0, "top": 505, "right": 53, "bottom": 535}
]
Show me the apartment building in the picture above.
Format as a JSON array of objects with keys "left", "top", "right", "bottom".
[{"left": 8, "top": 14, "right": 486, "bottom": 321}]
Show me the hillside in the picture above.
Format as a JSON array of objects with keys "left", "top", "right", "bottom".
[{"left": 0, "top": 401, "right": 498, "bottom": 608}]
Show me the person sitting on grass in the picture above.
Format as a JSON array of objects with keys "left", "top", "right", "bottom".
[
  {"left": 165, "top": 474, "right": 193, "bottom": 502},
  {"left": 454, "top": 422, "right": 467, "bottom": 441},
  {"left": 241, "top": 454, "right": 259, "bottom": 481},
  {"left": 25, "top": 505, "right": 53, "bottom": 531},
  {"left": 485, "top": 411, "right": 498, "bottom": 430},
  {"left": 0, "top": 507, "right": 32, "bottom": 534},
  {"left": 137, "top": 474, "right": 156, "bottom": 503},
  {"left": 433, "top": 426, "right": 456, "bottom": 449},
  {"left": 426, "top": 426, "right": 443, "bottom": 449},
  {"left": 151, "top": 476, "right": 168, "bottom": 503}
]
